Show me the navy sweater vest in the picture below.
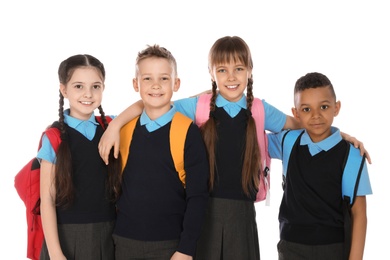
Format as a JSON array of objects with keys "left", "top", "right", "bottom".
[
  {"left": 56, "top": 124, "right": 116, "bottom": 224},
  {"left": 114, "top": 120, "right": 209, "bottom": 255},
  {"left": 211, "top": 107, "right": 256, "bottom": 201},
  {"left": 279, "top": 136, "right": 349, "bottom": 245}
]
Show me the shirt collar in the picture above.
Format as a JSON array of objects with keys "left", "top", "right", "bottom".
[
  {"left": 300, "top": 126, "right": 342, "bottom": 154},
  {"left": 63, "top": 109, "right": 98, "bottom": 128},
  {"left": 215, "top": 94, "right": 247, "bottom": 109},
  {"left": 139, "top": 105, "right": 177, "bottom": 132}
]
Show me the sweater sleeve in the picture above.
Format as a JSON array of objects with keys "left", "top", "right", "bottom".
[{"left": 176, "top": 123, "right": 209, "bottom": 256}]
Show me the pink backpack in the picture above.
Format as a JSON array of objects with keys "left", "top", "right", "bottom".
[{"left": 195, "top": 94, "right": 271, "bottom": 204}]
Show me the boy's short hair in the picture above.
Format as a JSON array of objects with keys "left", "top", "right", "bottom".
[
  {"left": 294, "top": 72, "right": 336, "bottom": 99},
  {"left": 135, "top": 44, "right": 177, "bottom": 76}
]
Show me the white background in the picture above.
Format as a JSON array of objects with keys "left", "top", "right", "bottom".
[{"left": 1, "top": 1, "right": 387, "bottom": 259}]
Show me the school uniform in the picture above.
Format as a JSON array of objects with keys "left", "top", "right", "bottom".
[
  {"left": 37, "top": 110, "right": 116, "bottom": 260},
  {"left": 174, "top": 94, "right": 287, "bottom": 260},
  {"left": 268, "top": 127, "right": 372, "bottom": 260},
  {"left": 113, "top": 106, "right": 209, "bottom": 259}
]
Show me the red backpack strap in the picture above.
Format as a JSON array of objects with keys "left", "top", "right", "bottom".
[
  {"left": 96, "top": 116, "right": 112, "bottom": 129},
  {"left": 44, "top": 127, "right": 61, "bottom": 152},
  {"left": 42, "top": 116, "right": 111, "bottom": 150},
  {"left": 195, "top": 93, "right": 212, "bottom": 127}
]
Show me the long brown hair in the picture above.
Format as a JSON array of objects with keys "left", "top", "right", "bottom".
[
  {"left": 201, "top": 36, "right": 261, "bottom": 197},
  {"left": 55, "top": 54, "right": 121, "bottom": 208}
]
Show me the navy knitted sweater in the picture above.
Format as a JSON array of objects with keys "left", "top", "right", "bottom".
[{"left": 114, "top": 120, "right": 209, "bottom": 256}]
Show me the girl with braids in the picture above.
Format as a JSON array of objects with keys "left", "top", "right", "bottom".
[
  {"left": 97, "top": 36, "right": 369, "bottom": 259},
  {"left": 98, "top": 37, "right": 299, "bottom": 259},
  {"left": 37, "top": 54, "right": 121, "bottom": 260}
]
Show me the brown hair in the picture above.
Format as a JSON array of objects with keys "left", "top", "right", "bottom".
[
  {"left": 55, "top": 54, "right": 121, "bottom": 208},
  {"left": 135, "top": 44, "right": 177, "bottom": 77},
  {"left": 201, "top": 36, "right": 260, "bottom": 197}
]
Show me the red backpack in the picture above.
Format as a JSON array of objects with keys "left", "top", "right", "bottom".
[
  {"left": 14, "top": 116, "right": 111, "bottom": 260},
  {"left": 195, "top": 94, "right": 271, "bottom": 204}
]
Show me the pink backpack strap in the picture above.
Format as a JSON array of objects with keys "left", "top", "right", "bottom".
[
  {"left": 195, "top": 95, "right": 270, "bottom": 204},
  {"left": 252, "top": 98, "right": 266, "bottom": 167},
  {"left": 252, "top": 98, "right": 271, "bottom": 204},
  {"left": 195, "top": 93, "right": 212, "bottom": 127}
]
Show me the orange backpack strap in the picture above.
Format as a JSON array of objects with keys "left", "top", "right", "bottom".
[
  {"left": 170, "top": 112, "right": 192, "bottom": 187},
  {"left": 119, "top": 113, "right": 192, "bottom": 187},
  {"left": 119, "top": 116, "right": 139, "bottom": 172}
]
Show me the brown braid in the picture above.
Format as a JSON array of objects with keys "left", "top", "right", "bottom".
[
  {"left": 54, "top": 54, "right": 122, "bottom": 208},
  {"left": 200, "top": 81, "right": 218, "bottom": 190},
  {"left": 97, "top": 105, "right": 122, "bottom": 201},
  {"left": 97, "top": 105, "right": 108, "bottom": 128},
  {"left": 55, "top": 90, "right": 74, "bottom": 208},
  {"left": 201, "top": 36, "right": 261, "bottom": 198},
  {"left": 242, "top": 77, "right": 261, "bottom": 196}
]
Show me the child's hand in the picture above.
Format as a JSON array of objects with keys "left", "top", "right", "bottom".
[
  {"left": 170, "top": 251, "right": 192, "bottom": 260},
  {"left": 98, "top": 124, "right": 121, "bottom": 165},
  {"left": 341, "top": 132, "right": 372, "bottom": 164}
]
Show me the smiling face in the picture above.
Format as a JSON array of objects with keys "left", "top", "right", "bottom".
[
  {"left": 209, "top": 60, "right": 252, "bottom": 102},
  {"left": 60, "top": 67, "right": 104, "bottom": 120},
  {"left": 133, "top": 57, "right": 180, "bottom": 119},
  {"left": 292, "top": 85, "right": 341, "bottom": 143}
]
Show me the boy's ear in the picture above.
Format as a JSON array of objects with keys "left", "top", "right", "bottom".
[
  {"left": 173, "top": 78, "right": 181, "bottom": 92},
  {"left": 291, "top": 107, "right": 299, "bottom": 119},
  {"left": 334, "top": 101, "right": 341, "bottom": 116},
  {"left": 59, "top": 84, "right": 67, "bottom": 97},
  {"left": 133, "top": 78, "right": 139, "bottom": 92}
]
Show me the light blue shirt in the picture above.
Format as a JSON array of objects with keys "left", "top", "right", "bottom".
[
  {"left": 140, "top": 105, "right": 177, "bottom": 132},
  {"left": 173, "top": 94, "right": 287, "bottom": 133},
  {"left": 300, "top": 127, "right": 341, "bottom": 156},
  {"left": 36, "top": 109, "right": 115, "bottom": 163},
  {"left": 215, "top": 94, "right": 247, "bottom": 118},
  {"left": 267, "top": 127, "right": 372, "bottom": 196}
]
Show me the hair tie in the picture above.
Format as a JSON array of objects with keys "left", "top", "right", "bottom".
[
  {"left": 246, "top": 109, "right": 252, "bottom": 117},
  {"left": 60, "top": 132, "right": 68, "bottom": 141},
  {"left": 209, "top": 110, "right": 216, "bottom": 119}
]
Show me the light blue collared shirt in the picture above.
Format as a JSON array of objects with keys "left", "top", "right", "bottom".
[
  {"left": 173, "top": 94, "right": 287, "bottom": 133},
  {"left": 215, "top": 94, "right": 247, "bottom": 118},
  {"left": 139, "top": 105, "right": 177, "bottom": 132},
  {"left": 300, "top": 127, "right": 342, "bottom": 156},
  {"left": 267, "top": 127, "right": 372, "bottom": 195},
  {"left": 36, "top": 109, "right": 114, "bottom": 163},
  {"left": 63, "top": 110, "right": 101, "bottom": 140}
]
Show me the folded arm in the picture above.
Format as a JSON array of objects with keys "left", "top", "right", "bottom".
[{"left": 99, "top": 100, "right": 144, "bottom": 164}]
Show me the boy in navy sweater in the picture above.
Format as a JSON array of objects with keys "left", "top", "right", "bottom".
[
  {"left": 113, "top": 45, "right": 209, "bottom": 260},
  {"left": 268, "top": 72, "right": 372, "bottom": 260}
]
